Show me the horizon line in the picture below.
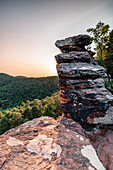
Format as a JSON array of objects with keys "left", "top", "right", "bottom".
[{"left": 0, "top": 72, "right": 58, "bottom": 78}]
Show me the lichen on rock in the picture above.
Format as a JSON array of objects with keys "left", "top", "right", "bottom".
[
  {"left": 6, "top": 136, "right": 24, "bottom": 146},
  {"left": 81, "top": 145, "right": 105, "bottom": 170},
  {"left": 27, "top": 134, "right": 62, "bottom": 160}
]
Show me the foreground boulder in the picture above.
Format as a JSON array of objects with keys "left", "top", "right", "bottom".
[
  {"left": 55, "top": 34, "right": 113, "bottom": 125},
  {"left": 0, "top": 117, "right": 105, "bottom": 170}
]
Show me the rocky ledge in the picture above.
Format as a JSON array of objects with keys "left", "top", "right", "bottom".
[{"left": 0, "top": 117, "right": 108, "bottom": 170}]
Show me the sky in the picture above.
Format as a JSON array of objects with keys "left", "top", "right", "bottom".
[{"left": 0, "top": 0, "right": 113, "bottom": 77}]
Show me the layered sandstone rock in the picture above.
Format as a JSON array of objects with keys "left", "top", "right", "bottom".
[
  {"left": 0, "top": 117, "right": 106, "bottom": 170},
  {"left": 55, "top": 35, "right": 91, "bottom": 52},
  {"left": 55, "top": 35, "right": 113, "bottom": 125}
]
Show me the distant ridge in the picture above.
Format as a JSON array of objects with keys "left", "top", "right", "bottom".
[
  {"left": 0, "top": 73, "right": 58, "bottom": 78},
  {"left": 0, "top": 72, "right": 13, "bottom": 77}
]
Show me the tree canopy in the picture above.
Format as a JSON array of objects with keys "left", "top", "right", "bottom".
[
  {"left": 87, "top": 21, "right": 110, "bottom": 66},
  {"left": 87, "top": 21, "right": 113, "bottom": 79},
  {"left": 0, "top": 91, "right": 61, "bottom": 135},
  {"left": 104, "top": 30, "right": 113, "bottom": 78},
  {"left": 0, "top": 73, "right": 59, "bottom": 109}
]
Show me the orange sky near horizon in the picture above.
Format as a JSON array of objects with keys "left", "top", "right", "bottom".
[
  {"left": 0, "top": 59, "right": 57, "bottom": 77},
  {"left": 0, "top": 42, "right": 58, "bottom": 77},
  {"left": 0, "top": 0, "right": 113, "bottom": 77}
]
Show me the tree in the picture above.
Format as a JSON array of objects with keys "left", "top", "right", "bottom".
[
  {"left": 42, "top": 104, "right": 54, "bottom": 117},
  {"left": 0, "top": 117, "right": 10, "bottom": 134},
  {"left": 87, "top": 21, "right": 110, "bottom": 66},
  {"left": 104, "top": 30, "right": 113, "bottom": 78},
  {"left": 32, "top": 105, "right": 42, "bottom": 118},
  {"left": 23, "top": 106, "right": 32, "bottom": 119},
  {"left": 9, "top": 112, "right": 22, "bottom": 128}
]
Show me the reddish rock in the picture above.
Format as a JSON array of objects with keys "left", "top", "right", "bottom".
[
  {"left": 0, "top": 117, "right": 105, "bottom": 170},
  {"left": 55, "top": 35, "right": 113, "bottom": 125},
  {"left": 88, "top": 128, "right": 113, "bottom": 170}
]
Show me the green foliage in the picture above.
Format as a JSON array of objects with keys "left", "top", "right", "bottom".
[
  {"left": 32, "top": 105, "right": 42, "bottom": 118},
  {"left": 104, "top": 30, "right": 113, "bottom": 78},
  {"left": 87, "top": 21, "right": 113, "bottom": 79},
  {"left": 0, "top": 111, "right": 4, "bottom": 119},
  {"left": 0, "top": 117, "right": 10, "bottom": 134},
  {"left": 0, "top": 74, "right": 60, "bottom": 135},
  {"left": 87, "top": 21, "right": 110, "bottom": 66},
  {"left": 42, "top": 104, "right": 54, "bottom": 117},
  {"left": 0, "top": 92, "right": 61, "bottom": 135},
  {"left": 9, "top": 112, "right": 23, "bottom": 128},
  {"left": 23, "top": 106, "right": 32, "bottom": 119},
  {"left": 0, "top": 73, "right": 59, "bottom": 109}
]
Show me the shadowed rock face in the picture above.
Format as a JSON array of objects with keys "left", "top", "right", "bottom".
[{"left": 55, "top": 34, "right": 113, "bottom": 125}]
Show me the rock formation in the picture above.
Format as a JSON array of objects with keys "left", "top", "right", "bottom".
[
  {"left": 0, "top": 117, "right": 106, "bottom": 170},
  {"left": 55, "top": 34, "right": 113, "bottom": 126}
]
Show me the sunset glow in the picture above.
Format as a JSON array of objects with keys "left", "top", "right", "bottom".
[{"left": 0, "top": 0, "right": 113, "bottom": 77}]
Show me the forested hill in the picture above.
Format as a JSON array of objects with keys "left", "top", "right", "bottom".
[{"left": 0, "top": 73, "right": 59, "bottom": 109}]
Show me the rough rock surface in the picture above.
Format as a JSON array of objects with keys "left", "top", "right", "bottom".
[
  {"left": 87, "top": 127, "right": 113, "bottom": 170},
  {"left": 0, "top": 117, "right": 105, "bottom": 170},
  {"left": 55, "top": 34, "right": 113, "bottom": 125},
  {"left": 55, "top": 35, "right": 91, "bottom": 52}
]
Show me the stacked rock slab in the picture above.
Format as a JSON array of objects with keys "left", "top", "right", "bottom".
[{"left": 55, "top": 35, "right": 113, "bottom": 125}]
